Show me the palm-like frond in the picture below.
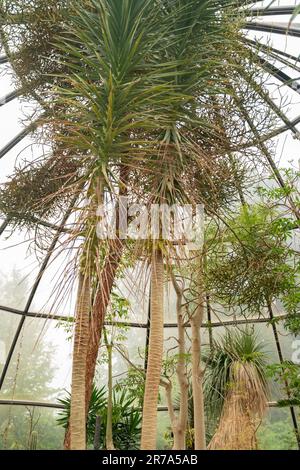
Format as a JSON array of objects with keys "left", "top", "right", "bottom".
[
  {"left": 56, "top": 385, "right": 141, "bottom": 449},
  {"left": 0, "top": 0, "right": 291, "bottom": 230},
  {"left": 204, "top": 328, "right": 270, "bottom": 449},
  {"left": 204, "top": 327, "right": 269, "bottom": 425}
]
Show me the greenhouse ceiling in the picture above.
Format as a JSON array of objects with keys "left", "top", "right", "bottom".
[{"left": 0, "top": 0, "right": 300, "bottom": 456}]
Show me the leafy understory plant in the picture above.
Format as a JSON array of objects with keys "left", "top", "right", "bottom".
[
  {"left": 101, "top": 291, "right": 130, "bottom": 450},
  {"left": 206, "top": 202, "right": 299, "bottom": 316},
  {"left": 267, "top": 362, "right": 300, "bottom": 407},
  {"left": 57, "top": 385, "right": 142, "bottom": 450}
]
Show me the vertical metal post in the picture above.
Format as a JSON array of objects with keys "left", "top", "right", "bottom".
[
  {"left": 267, "top": 302, "right": 300, "bottom": 449},
  {"left": 0, "top": 198, "right": 77, "bottom": 390}
]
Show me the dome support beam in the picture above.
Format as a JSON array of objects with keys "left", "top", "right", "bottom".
[
  {"left": 245, "top": 23, "right": 300, "bottom": 38},
  {"left": 0, "top": 303, "right": 290, "bottom": 328},
  {"left": 0, "top": 126, "right": 32, "bottom": 159},
  {"left": 249, "top": 6, "right": 296, "bottom": 17},
  {"left": 258, "top": 58, "right": 300, "bottom": 95},
  {"left": 0, "top": 197, "right": 77, "bottom": 391},
  {"left": 0, "top": 218, "right": 10, "bottom": 236},
  {"left": 267, "top": 302, "right": 300, "bottom": 449},
  {"left": 0, "top": 89, "right": 22, "bottom": 107},
  {"left": 0, "top": 116, "right": 42, "bottom": 160},
  {"left": 245, "top": 38, "right": 300, "bottom": 72}
]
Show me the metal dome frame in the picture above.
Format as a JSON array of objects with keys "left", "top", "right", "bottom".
[{"left": 0, "top": 0, "right": 299, "bottom": 449}]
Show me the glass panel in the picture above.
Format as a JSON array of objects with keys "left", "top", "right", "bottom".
[
  {"left": 94, "top": 327, "right": 147, "bottom": 389},
  {"left": 209, "top": 301, "right": 269, "bottom": 323},
  {"left": 0, "top": 317, "right": 72, "bottom": 402},
  {"left": 0, "top": 310, "right": 22, "bottom": 377},
  {"left": 0, "top": 103, "right": 25, "bottom": 152},
  {"left": 270, "top": 130, "right": 300, "bottom": 174},
  {"left": 115, "top": 265, "right": 150, "bottom": 324},
  {"left": 277, "top": 322, "right": 298, "bottom": 361},
  {"left": 0, "top": 230, "right": 41, "bottom": 310},
  {"left": 32, "top": 243, "right": 78, "bottom": 318},
  {"left": 257, "top": 406, "right": 298, "bottom": 450},
  {"left": 157, "top": 411, "right": 170, "bottom": 450},
  {"left": 0, "top": 136, "right": 46, "bottom": 185},
  {"left": 0, "top": 69, "right": 14, "bottom": 96},
  {"left": 246, "top": 29, "right": 300, "bottom": 70},
  {"left": 0, "top": 404, "right": 64, "bottom": 450}
]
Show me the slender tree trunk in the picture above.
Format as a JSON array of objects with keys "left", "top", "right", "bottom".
[
  {"left": 64, "top": 169, "right": 127, "bottom": 449},
  {"left": 86, "top": 237, "right": 123, "bottom": 401},
  {"left": 85, "top": 165, "right": 128, "bottom": 415},
  {"left": 173, "top": 424, "right": 186, "bottom": 450},
  {"left": 190, "top": 257, "right": 206, "bottom": 450},
  {"left": 168, "top": 274, "right": 189, "bottom": 450},
  {"left": 70, "top": 272, "right": 91, "bottom": 450},
  {"left": 191, "top": 314, "right": 206, "bottom": 450},
  {"left": 174, "top": 302, "right": 189, "bottom": 449},
  {"left": 93, "top": 415, "right": 101, "bottom": 450},
  {"left": 141, "top": 248, "right": 164, "bottom": 450},
  {"left": 164, "top": 379, "right": 187, "bottom": 450},
  {"left": 164, "top": 381, "right": 177, "bottom": 442},
  {"left": 105, "top": 337, "right": 115, "bottom": 450},
  {"left": 64, "top": 237, "right": 123, "bottom": 450}
]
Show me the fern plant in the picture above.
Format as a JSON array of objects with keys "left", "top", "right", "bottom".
[{"left": 57, "top": 385, "right": 142, "bottom": 450}]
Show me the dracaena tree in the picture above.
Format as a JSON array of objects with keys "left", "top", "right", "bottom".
[
  {"left": 204, "top": 329, "right": 269, "bottom": 450},
  {"left": 1, "top": 0, "right": 299, "bottom": 450}
]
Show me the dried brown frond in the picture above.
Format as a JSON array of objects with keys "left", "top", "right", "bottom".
[{"left": 208, "top": 361, "right": 268, "bottom": 450}]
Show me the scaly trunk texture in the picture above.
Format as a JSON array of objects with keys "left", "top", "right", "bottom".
[
  {"left": 191, "top": 257, "right": 206, "bottom": 450},
  {"left": 86, "top": 238, "right": 123, "bottom": 404},
  {"left": 64, "top": 169, "right": 127, "bottom": 449},
  {"left": 85, "top": 165, "right": 128, "bottom": 412},
  {"left": 208, "top": 362, "right": 267, "bottom": 450},
  {"left": 70, "top": 273, "right": 91, "bottom": 450},
  {"left": 64, "top": 238, "right": 123, "bottom": 450},
  {"left": 141, "top": 249, "right": 164, "bottom": 450}
]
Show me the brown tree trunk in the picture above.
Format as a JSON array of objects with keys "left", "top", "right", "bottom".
[
  {"left": 169, "top": 273, "right": 189, "bottom": 450},
  {"left": 190, "top": 256, "right": 206, "bottom": 450},
  {"left": 105, "top": 340, "right": 115, "bottom": 450},
  {"left": 85, "top": 165, "right": 128, "bottom": 411},
  {"left": 141, "top": 248, "right": 164, "bottom": 450},
  {"left": 173, "top": 425, "right": 186, "bottom": 450},
  {"left": 164, "top": 380, "right": 187, "bottom": 450},
  {"left": 69, "top": 273, "right": 91, "bottom": 450},
  {"left": 86, "top": 237, "right": 124, "bottom": 403},
  {"left": 64, "top": 238, "right": 123, "bottom": 450},
  {"left": 190, "top": 314, "right": 206, "bottom": 450},
  {"left": 64, "top": 168, "right": 128, "bottom": 449}
]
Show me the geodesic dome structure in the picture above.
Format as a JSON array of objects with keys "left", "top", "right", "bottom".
[{"left": 0, "top": 0, "right": 300, "bottom": 450}]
